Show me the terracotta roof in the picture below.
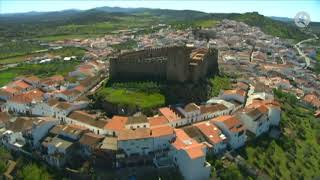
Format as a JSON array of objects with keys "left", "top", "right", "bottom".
[
  {"left": 74, "top": 85, "right": 86, "bottom": 92},
  {"left": 194, "top": 122, "right": 226, "bottom": 145},
  {"left": 0, "top": 112, "right": 11, "bottom": 123},
  {"left": 0, "top": 86, "right": 18, "bottom": 94},
  {"left": 150, "top": 125, "right": 174, "bottom": 137},
  {"left": 50, "top": 124, "right": 88, "bottom": 136},
  {"left": 49, "top": 75, "right": 64, "bottom": 82},
  {"left": 200, "top": 104, "right": 227, "bottom": 114},
  {"left": 127, "top": 115, "right": 148, "bottom": 125},
  {"left": 79, "top": 132, "right": 104, "bottom": 147},
  {"left": 55, "top": 102, "right": 73, "bottom": 109},
  {"left": 23, "top": 75, "right": 40, "bottom": 83},
  {"left": 148, "top": 116, "right": 169, "bottom": 127},
  {"left": 68, "top": 111, "right": 107, "bottom": 128},
  {"left": 159, "top": 107, "right": 181, "bottom": 122},
  {"left": 47, "top": 98, "right": 60, "bottom": 106},
  {"left": 118, "top": 128, "right": 151, "bottom": 141},
  {"left": 171, "top": 129, "right": 205, "bottom": 159},
  {"left": 211, "top": 115, "right": 245, "bottom": 133},
  {"left": 303, "top": 94, "right": 320, "bottom": 108},
  {"left": 223, "top": 89, "right": 246, "bottom": 97},
  {"left": 184, "top": 103, "right": 200, "bottom": 112},
  {"left": 6, "top": 117, "right": 35, "bottom": 132},
  {"left": 10, "top": 89, "right": 44, "bottom": 104},
  {"left": 12, "top": 80, "right": 31, "bottom": 89},
  {"left": 104, "top": 116, "right": 128, "bottom": 131}
]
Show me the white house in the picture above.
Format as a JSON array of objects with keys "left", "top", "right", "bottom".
[
  {"left": 169, "top": 129, "right": 211, "bottom": 180},
  {"left": 28, "top": 117, "right": 59, "bottom": 147},
  {"left": 237, "top": 106, "right": 270, "bottom": 136},
  {"left": 117, "top": 128, "right": 154, "bottom": 156},
  {"left": 199, "top": 103, "right": 229, "bottom": 121},
  {"left": 247, "top": 100, "right": 281, "bottom": 127},
  {"left": 212, "top": 115, "right": 247, "bottom": 149},
  {"left": 125, "top": 115, "right": 150, "bottom": 130},
  {"left": 42, "top": 136, "right": 75, "bottom": 168},
  {"left": 117, "top": 125, "right": 175, "bottom": 156},
  {"left": 4, "top": 89, "right": 44, "bottom": 115},
  {"left": 175, "top": 103, "right": 201, "bottom": 123},
  {"left": 219, "top": 89, "right": 247, "bottom": 104}
]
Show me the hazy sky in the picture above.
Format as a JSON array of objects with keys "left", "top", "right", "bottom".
[{"left": 1, "top": 0, "right": 319, "bottom": 21}]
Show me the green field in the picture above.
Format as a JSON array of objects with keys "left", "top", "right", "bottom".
[
  {"left": 0, "top": 47, "right": 86, "bottom": 65},
  {"left": 35, "top": 34, "right": 100, "bottom": 41},
  {"left": 0, "top": 41, "right": 45, "bottom": 59},
  {"left": 0, "top": 55, "right": 31, "bottom": 65},
  {"left": 96, "top": 81, "right": 165, "bottom": 111},
  {"left": 97, "top": 88, "right": 165, "bottom": 109},
  {"left": 194, "top": 19, "right": 220, "bottom": 28},
  {"left": 0, "top": 61, "right": 80, "bottom": 87}
]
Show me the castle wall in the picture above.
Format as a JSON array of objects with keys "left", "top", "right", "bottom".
[{"left": 109, "top": 46, "right": 219, "bottom": 82}]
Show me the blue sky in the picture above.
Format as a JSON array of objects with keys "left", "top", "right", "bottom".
[{"left": 1, "top": 0, "right": 319, "bottom": 21}]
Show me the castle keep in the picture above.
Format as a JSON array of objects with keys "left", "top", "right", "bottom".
[{"left": 109, "top": 46, "right": 219, "bottom": 82}]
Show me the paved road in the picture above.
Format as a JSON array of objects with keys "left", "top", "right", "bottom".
[{"left": 294, "top": 34, "right": 319, "bottom": 68}]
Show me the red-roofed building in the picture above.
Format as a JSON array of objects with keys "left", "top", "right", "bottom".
[
  {"left": 238, "top": 105, "right": 270, "bottom": 137},
  {"left": 194, "top": 121, "right": 227, "bottom": 154},
  {"left": 220, "top": 89, "right": 247, "bottom": 104},
  {"left": 169, "top": 129, "right": 211, "bottom": 180},
  {"left": 159, "top": 107, "right": 185, "bottom": 127},
  {"left": 211, "top": 115, "right": 246, "bottom": 149},
  {"left": 148, "top": 116, "right": 169, "bottom": 127},
  {"left": 4, "top": 89, "right": 44, "bottom": 115},
  {"left": 104, "top": 116, "right": 128, "bottom": 136}
]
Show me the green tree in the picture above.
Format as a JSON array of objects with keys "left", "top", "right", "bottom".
[
  {"left": 219, "top": 164, "right": 244, "bottom": 180},
  {"left": 0, "top": 146, "right": 12, "bottom": 174},
  {"left": 18, "top": 163, "right": 52, "bottom": 180}
]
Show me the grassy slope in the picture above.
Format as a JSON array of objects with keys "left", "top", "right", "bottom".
[
  {"left": 0, "top": 61, "right": 80, "bottom": 87},
  {"left": 236, "top": 89, "right": 320, "bottom": 179},
  {"left": 96, "top": 81, "right": 165, "bottom": 110},
  {"left": 0, "top": 47, "right": 86, "bottom": 65}
]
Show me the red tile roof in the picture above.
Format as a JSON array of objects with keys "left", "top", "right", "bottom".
[
  {"left": 104, "top": 116, "right": 128, "bottom": 131},
  {"left": 150, "top": 125, "right": 174, "bottom": 137},
  {"left": 148, "top": 116, "right": 169, "bottom": 127},
  {"left": 12, "top": 80, "right": 31, "bottom": 89},
  {"left": 223, "top": 89, "right": 246, "bottom": 97},
  {"left": 211, "top": 115, "right": 244, "bottom": 133},
  {"left": 194, "top": 122, "right": 226, "bottom": 145},
  {"left": 172, "top": 129, "right": 205, "bottom": 159},
  {"left": 159, "top": 107, "right": 181, "bottom": 122},
  {"left": 117, "top": 128, "right": 151, "bottom": 141},
  {"left": 10, "top": 89, "right": 44, "bottom": 104}
]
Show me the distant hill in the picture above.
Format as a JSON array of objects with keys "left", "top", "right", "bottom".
[
  {"left": 0, "top": 7, "right": 312, "bottom": 41},
  {"left": 270, "top": 16, "right": 293, "bottom": 22}
]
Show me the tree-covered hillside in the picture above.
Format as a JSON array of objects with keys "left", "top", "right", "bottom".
[{"left": 0, "top": 7, "right": 311, "bottom": 41}]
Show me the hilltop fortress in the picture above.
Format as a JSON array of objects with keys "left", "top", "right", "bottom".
[{"left": 109, "top": 46, "right": 219, "bottom": 82}]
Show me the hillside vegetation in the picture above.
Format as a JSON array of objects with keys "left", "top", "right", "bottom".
[{"left": 0, "top": 8, "right": 310, "bottom": 42}]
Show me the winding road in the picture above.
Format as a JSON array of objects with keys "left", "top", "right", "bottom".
[{"left": 294, "top": 33, "right": 319, "bottom": 68}]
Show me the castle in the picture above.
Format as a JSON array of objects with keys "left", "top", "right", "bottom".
[{"left": 109, "top": 46, "right": 219, "bottom": 82}]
